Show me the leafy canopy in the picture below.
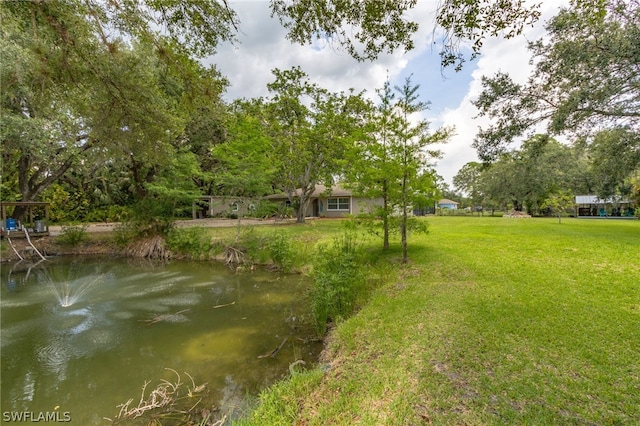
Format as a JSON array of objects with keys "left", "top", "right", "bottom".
[{"left": 473, "top": 0, "right": 640, "bottom": 162}]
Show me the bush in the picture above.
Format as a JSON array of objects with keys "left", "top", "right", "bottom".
[
  {"left": 112, "top": 222, "right": 137, "bottom": 248},
  {"left": 311, "top": 231, "right": 365, "bottom": 335},
  {"left": 267, "top": 232, "right": 293, "bottom": 271},
  {"left": 166, "top": 227, "right": 212, "bottom": 259},
  {"left": 249, "top": 200, "right": 280, "bottom": 219},
  {"left": 55, "top": 225, "right": 90, "bottom": 247}
]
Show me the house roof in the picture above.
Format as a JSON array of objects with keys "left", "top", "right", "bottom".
[
  {"left": 438, "top": 199, "right": 459, "bottom": 205},
  {"left": 575, "top": 195, "right": 631, "bottom": 204},
  {"left": 266, "top": 184, "right": 354, "bottom": 199}
]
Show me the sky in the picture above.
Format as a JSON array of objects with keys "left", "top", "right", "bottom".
[{"left": 208, "top": 0, "right": 569, "bottom": 188}]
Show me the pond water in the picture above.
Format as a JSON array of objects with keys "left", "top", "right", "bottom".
[{"left": 0, "top": 256, "right": 322, "bottom": 424}]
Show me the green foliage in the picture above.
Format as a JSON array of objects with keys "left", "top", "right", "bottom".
[
  {"left": 436, "top": 0, "right": 541, "bottom": 70},
  {"left": 266, "top": 67, "right": 368, "bottom": 223},
  {"left": 474, "top": 0, "right": 640, "bottom": 164},
  {"left": 353, "top": 213, "right": 429, "bottom": 241},
  {"left": 272, "top": 0, "right": 418, "bottom": 61},
  {"left": 55, "top": 225, "right": 89, "bottom": 247},
  {"left": 228, "top": 228, "right": 296, "bottom": 269},
  {"left": 541, "top": 190, "right": 575, "bottom": 223},
  {"left": 248, "top": 200, "right": 280, "bottom": 218},
  {"left": 266, "top": 233, "right": 294, "bottom": 271},
  {"left": 587, "top": 129, "right": 640, "bottom": 198},
  {"left": 1, "top": 1, "right": 229, "bottom": 212},
  {"left": 166, "top": 227, "right": 213, "bottom": 259},
  {"left": 471, "top": 136, "right": 590, "bottom": 214},
  {"left": 211, "top": 100, "right": 276, "bottom": 200},
  {"left": 271, "top": 0, "right": 539, "bottom": 67},
  {"left": 112, "top": 222, "right": 138, "bottom": 248},
  {"left": 311, "top": 231, "right": 365, "bottom": 335},
  {"left": 112, "top": 198, "right": 176, "bottom": 247},
  {"left": 127, "top": 198, "right": 176, "bottom": 237},
  {"left": 83, "top": 205, "right": 130, "bottom": 223},
  {"left": 345, "top": 76, "right": 449, "bottom": 261}
]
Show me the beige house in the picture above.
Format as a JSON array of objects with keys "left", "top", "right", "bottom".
[
  {"left": 193, "top": 196, "right": 251, "bottom": 218},
  {"left": 266, "top": 185, "right": 383, "bottom": 218}
]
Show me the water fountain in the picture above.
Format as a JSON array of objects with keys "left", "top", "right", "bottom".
[{"left": 43, "top": 274, "right": 104, "bottom": 307}]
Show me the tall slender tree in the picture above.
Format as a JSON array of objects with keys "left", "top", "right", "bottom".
[{"left": 347, "top": 76, "right": 451, "bottom": 262}]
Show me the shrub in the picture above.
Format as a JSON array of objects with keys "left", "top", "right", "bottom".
[
  {"left": 56, "top": 225, "right": 90, "bottom": 247},
  {"left": 266, "top": 232, "right": 293, "bottom": 271},
  {"left": 249, "top": 200, "right": 280, "bottom": 219},
  {"left": 112, "top": 222, "right": 138, "bottom": 248},
  {"left": 311, "top": 231, "right": 365, "bottom": 335},
  {"left": 166, "top": 227, "right": 212, "bottom": 259}
]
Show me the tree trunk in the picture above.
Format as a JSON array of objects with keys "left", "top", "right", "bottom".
[
  {"left": 296, "top": 204, "right": 306, "bottom": 223},
  {"left": 382, "top": 182, "right": 389, "bottom": 250},
  {"left": 401, "top": 178, "right": 408, "bottom": 264},
  {"left": 296, "top": 187, "right": 314, "bottom": 224}
]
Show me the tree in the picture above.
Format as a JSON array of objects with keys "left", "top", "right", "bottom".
[
  {"left": 471, "top": 135, "right": 594, "bottom": 214},
  {"left": 210, "top": 100, "right": 276, "bottom": 236},
  {"left": 345, "top": 80, "right": 396, "bottom": 249},
  {"left": 347, "top": 76, "right": 451, "bottom": 262},
  {"left": 473, "top": 0, "right": 640, "bottom": 163},
  {"left": 270, "top": 0, "right": 541, "bottom": 68},
  {"left": 541, "top": 190, "right": 575, "bottom": 223},
  {"left": 0, "top": 1, "right": 232, "bottom": 220},
  {"left": 265, "top": 67, "right": 365, "bottom": 223},
  {"left": 394, "top": 77, "right": 451, "bottom": 263},
  {"left": 587, "top": 128, "right": 640, "bottom": 198},
  {"left": 453, "top": 161, "right": 485, "bottom": 213}
]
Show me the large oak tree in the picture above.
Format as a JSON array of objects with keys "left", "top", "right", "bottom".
[{"left": 473, "top": 0, "right": 640, "bottom": 164}]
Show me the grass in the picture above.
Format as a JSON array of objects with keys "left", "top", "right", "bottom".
[{"left": 234, "top": 216, "right": 640, "bottom": 425}]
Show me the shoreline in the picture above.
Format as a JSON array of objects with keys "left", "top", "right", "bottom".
[{"left": 1, "top": 217, "right": 302, "bottom": 262}]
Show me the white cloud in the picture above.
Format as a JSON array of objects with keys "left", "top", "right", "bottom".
[
  {"left": 434, "top": 1, "right": 570, "bottom": 187},
  {"left": 209, "top": 1, "right": 569, "bottom": 188}
]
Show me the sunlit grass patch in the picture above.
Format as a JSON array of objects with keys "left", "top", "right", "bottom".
[{"left": 235, "top": 216, "right": 640, "bottom": 425}]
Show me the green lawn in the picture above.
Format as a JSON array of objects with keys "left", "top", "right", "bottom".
[{"left": 234, "top": 216, "right": 640, "bottom": 425}]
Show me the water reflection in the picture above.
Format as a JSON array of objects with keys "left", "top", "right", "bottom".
[{"left": 1, "top": 257, "right": 322, "bottom": 424}]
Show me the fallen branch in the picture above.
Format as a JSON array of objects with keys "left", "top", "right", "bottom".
[
  {"left": 106, "top": 369, "right": 213, "bottom": 424},
  {"left": 258, "top": 337, "right": 288, "bottom": 359},
  {"left": 213, "top": 301, "right": 235, "bottom": 309}
]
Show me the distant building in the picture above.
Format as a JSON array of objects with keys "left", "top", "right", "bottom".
[
  {"left": 575, "top": 195, "right": 635, "bottom": 218},
  {"left": 437, "top": 199, "right": 459, "bottom": 210}
]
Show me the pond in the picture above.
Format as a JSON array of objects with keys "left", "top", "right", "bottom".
[{"left": 0, "top": 256, "right": 323, "bottom": 424}]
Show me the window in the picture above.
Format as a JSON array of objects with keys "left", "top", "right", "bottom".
[{"left": 327, "top": 197, "right": 350, "bottom": 211}]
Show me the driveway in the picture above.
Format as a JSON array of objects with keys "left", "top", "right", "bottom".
[{"left": 47, "top": 218, "right": 296, "bottom": 236}]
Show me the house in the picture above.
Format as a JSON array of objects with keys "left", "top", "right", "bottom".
[
  {"left": 266, "top": 185, "right": 384, "bottom": 218},
  {"left": 193, "top": 196, "right": 252, "bottom": 218},
  {"left": 437, "top": 199, "right": 459, "bottom": 210},
  {"left": 575, "top": 195, "right": 636, "bottom": 218}
]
